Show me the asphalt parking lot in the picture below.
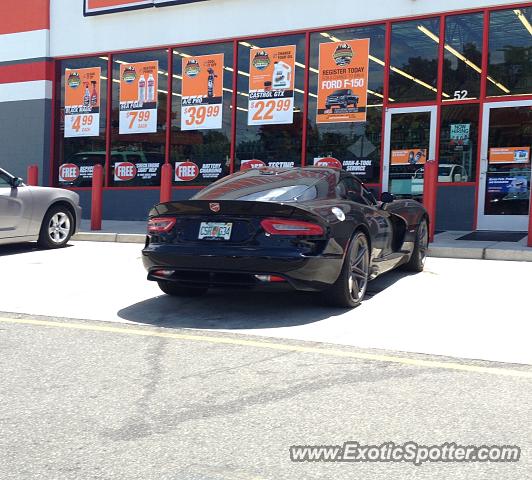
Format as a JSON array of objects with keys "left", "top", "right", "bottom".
[
  {"left": 0, "top": 241, "right": 531, "bottom": 365},
  {"left": 1, "top": 241, "right": 531, "bottom": 480}
]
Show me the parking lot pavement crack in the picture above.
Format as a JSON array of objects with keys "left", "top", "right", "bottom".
[{"left": 100, "top": 364, "right": 429, "bottom": 441}]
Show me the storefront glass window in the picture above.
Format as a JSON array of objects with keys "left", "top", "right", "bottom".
[
  {"left": 484, "top": 106, "right": 532, "bottom": 216},
  {"left": 488, "top": 7, "right": 532, "bottom": 97},
  {"left": 390, "top": 18, "right": 441, "bottom": 103},
  {"left": 110, "top": 49, "right": 168, "bottom": 187},
  {"left": 438, "top": 104, "right": 479, "bottom": 182},
  {"left": 170, "top": 43, "right": 233, "bottom": 186},
  {"left": 57, "top": 56, "right": 108, "bottom": 187},
  {"left": 235, "top": 34, "right": 306, "bottom": 170},
  {"left": 443, "top": 13, "right": 483, "bottom": 101},
  {"left": 307, "top": 25, "right": 385, "bottom": 184}
]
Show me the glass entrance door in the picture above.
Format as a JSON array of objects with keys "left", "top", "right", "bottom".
[
  {"left": 382, "top": 106, "right": 437, "bottom": 200},
  {"left": 477, "top": 101, "right": 532, "bottom": 231}
]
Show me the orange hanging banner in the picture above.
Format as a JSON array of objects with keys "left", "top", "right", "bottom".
[
  {"left": 316, "top": 39, "right": 369, "bottom": 124},
  {"left": 64, "top": 67, "right": 101, "bottom": 138}
]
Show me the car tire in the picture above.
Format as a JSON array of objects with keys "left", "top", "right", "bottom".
[
  {"left": 37, "top": 205, "right": 74, "bottom": 249},
  {"left": 157, "top": 280, "right": 208, "bottom": 297},
  {"left": 323, "top": 231, "right": 370, "bottom": 308},
  {"left": 403, "top": 218, "right": 429, "bottom": 272}
]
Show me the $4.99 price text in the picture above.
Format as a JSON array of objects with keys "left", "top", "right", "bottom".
[{"left": 70, "top": 114, "right": 95, "bottom": 134}]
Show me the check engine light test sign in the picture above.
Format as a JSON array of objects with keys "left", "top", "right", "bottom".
[
  {"left": 64, "top": 67, "right": 101, "bottom": 138},
  {"left": 181, "top": 54, "right": 224, "bottom": 130},
  {"left": 119, "top": 61, "right": 158, "bottom": 134},
  {"left": 248, "top": 46, "right": 296, "bottom": 126},
  {"left": 317, "top": 39, "right": 369, "bottom": 124}
]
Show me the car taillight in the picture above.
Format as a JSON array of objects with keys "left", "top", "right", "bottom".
[
  {"left": 260, "top": 218, "right": 324, "bottom": 236},
  {"left": 148, "top": 217, "right": 176, "bottom": 234}
]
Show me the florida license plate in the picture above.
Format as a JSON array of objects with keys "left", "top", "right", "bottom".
[{"left": 198, "top": 222, "right": 233, "bottom": 240}]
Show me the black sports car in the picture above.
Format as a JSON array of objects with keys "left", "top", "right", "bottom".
[{"left": 142, "top": 167, "right": 429, "bottom": 308}]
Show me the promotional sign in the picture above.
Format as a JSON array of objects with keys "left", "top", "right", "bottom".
[
  {"left": 343, "top": 159, "right": 373, "bottom": 179},
  {"left": 58, "top": 164, "right": 81, "bottom": 183},
  {"left": 487, "top": 176, "right": 529, "bottom": 194},
  {"left": 450, "top": 123, "right": 470, "bottom": 146},
  {"left": 181, "top": 54, "right": 224, "bottom": 130},
  {"left": 240, "top": 159, "right": 266, "bottom": 170},
  {"left": 175, "top": 161, "right": 200, "bottom": 181},
  {"left": 64, "top": 67, "right": 101, "bottom": 138},
  {"left": 119, "top": 61, "right": 158, "bottom": 135},
  {"left": 488, "top": 147, "right": 530, "bottom": 164},
  {"left": 248, "top": 46, "right": 296, "bottom": 126},
  {"left": 391, "top": 149, "right": 427, "bottom": 165},
  {"left": 84, "top": 0, "right": 153, "bottom": 16},
  {"left": 313, "top": 157, "right": 342, "bottom": 169},
  {"left": 316, "top": 39, "right": 369, "bottom": 124},
  {"left": 84, "top": 0, "right": 208, "bottom": 15}
]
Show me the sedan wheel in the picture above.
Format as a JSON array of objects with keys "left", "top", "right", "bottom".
[
  {"left": 48, "top": 213, "right": 71, "bottom": 244},
  {"left": 323, "top": 231, "right": 370, "bottom": 308},
  {"left": 38, "top": 206, "right": 74, "bottom": 249}
]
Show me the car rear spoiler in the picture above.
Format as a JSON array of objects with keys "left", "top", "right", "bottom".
[{"left": 149, "top": 200, "right": 322, "bottom": 223}]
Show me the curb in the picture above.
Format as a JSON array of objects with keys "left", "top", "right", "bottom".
[
  {"left": 72, "top": 233, "right": 532, "bottom": 262},
  {"left": 73, "top": 232, "right": 146, "bottom": 244}
]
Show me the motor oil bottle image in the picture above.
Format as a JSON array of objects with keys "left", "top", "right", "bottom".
[
  {"left": 138, "top": 75, "right": 146, "bottom": 103},
  {"left": 147, "top": 73, "right": 155, "bottom": 103},
  {"left": 207, "top": 68, "right": 217, "bottom": 98},
  {"left": 90, "top": 81, "right": 98, "bottom": 107},
  {"left": 83, "top": 82, "right": 91, "bottom": 107},
  {"left": 272, "top": 61, "right": 292, "bottom": 89}
]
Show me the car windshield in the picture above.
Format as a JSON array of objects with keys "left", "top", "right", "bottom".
[{"left": 333, "top": 89, "right": 350, "bottom": 95}]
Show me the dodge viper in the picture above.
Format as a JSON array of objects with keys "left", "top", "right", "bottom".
[{"left": 142, "top": 167, "right": 429, "bottom": 307}]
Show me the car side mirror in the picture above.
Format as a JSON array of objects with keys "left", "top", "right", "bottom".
[
  {"left": 10, "top": 177, "right": 23, "bottom": 188},
  {"left": 453, "top": 173, "right": 462, "bottom": 182},
  {"left": 381, "top": 192, "right": 395, "bottom": 204}
]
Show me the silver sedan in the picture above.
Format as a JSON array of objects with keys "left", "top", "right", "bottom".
[{"left": 0, "top": 167, "right": 82, "bottom": 248}]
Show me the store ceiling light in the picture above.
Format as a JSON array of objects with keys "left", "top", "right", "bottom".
[
  {"left": 514, "top": 9, "right": 532, "bottom": 36},
  {"left": 417, "top": 25, "right": 510, "bottom": 94}
]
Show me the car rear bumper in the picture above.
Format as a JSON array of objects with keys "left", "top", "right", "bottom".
[{"left": 142, "top": 243, "right": 344, "bottom": 291}]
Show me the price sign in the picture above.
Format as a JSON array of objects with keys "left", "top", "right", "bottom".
[
  {"left": 247, "top": 46, "right": 296, "bottom": 126},
  {"left": 119, "top": 61, "right": 158, "bottom": 135},
  {"left": 182, "top": 105, "right": 222, "bottom": 130},
  {"left": 64, "top": 67, "right": 101, "bottom": 138},
  {"left": 181, "top": 54, "right": 224, "bottom": 131},
  {"left": 249, "top": 98, "right": 293, "bottom": 125}
]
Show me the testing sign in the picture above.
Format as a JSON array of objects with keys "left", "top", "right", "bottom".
[
  {"left": 181, "top": 54, "right": 224, "bottom": 131},
  {"left": 317, "top": 39, "right": 369, "bottom": 124},
  {"left": 248, "top": 46, "right": 296, "bottom": 126},
  {"left": 64, "top": 67, "right": 101, "bottom": 138},
  {"left": 119, "top": 61, "right": 158, "bottom": 135}
]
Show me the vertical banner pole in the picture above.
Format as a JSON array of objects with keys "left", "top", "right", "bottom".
[
  {"left": 423, "top": 160, "right": 438, "bottom": 243},
  {"left": 27, "top": 165, "right": 39, "bottom": 186},
  {"left": 91, "top": 164, "right": 103, "bottom": 231},
  {"left": 160, "top": 163, "right": 173, "bottom": 203}
]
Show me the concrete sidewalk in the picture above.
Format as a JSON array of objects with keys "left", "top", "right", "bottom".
[{"left": 73, "top": 219, "right": 532, "bottom": 261}]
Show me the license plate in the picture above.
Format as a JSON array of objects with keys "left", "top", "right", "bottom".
[{"left": 198, "top": 222, "right": 233, "bottom": 240}]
